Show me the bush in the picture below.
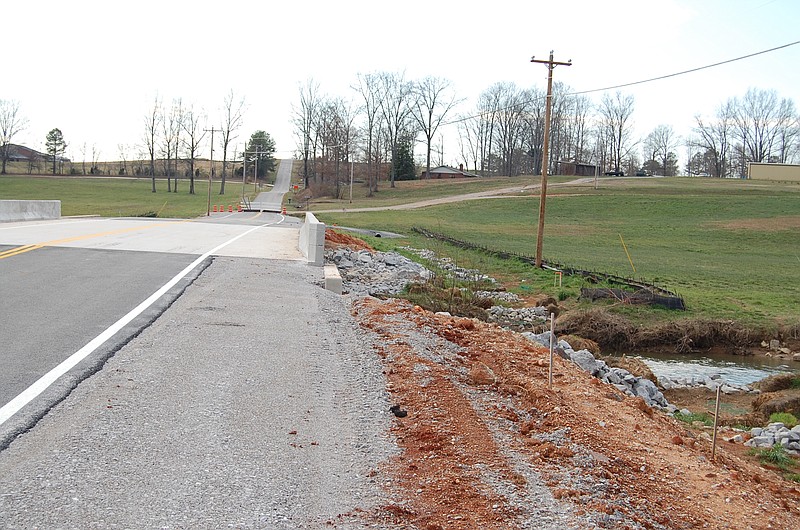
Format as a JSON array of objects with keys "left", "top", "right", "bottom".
[
  {"left": 768, "top": 412, "right": 798, "bottom": 428},
  {"left": 748, "top": 445, "right": 794, "bottom": 472}
]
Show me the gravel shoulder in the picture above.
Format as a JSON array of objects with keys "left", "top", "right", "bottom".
[{"left": 0, "top": 257, "right": 395, "bottom": 528}]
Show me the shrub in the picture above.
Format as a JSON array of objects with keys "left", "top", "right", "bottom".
[
  {"left": 748, "top": 445, "right": 794, "bottom": 472},
  {"left": 768, "top": 412, "right": 798, "bottom": 428}
]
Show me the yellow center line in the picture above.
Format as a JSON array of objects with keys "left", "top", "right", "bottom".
[
  {"left": 0, "top": 219, "right": 193, "bottom": 261},
  {"left": 248, "top": 211, "right": 263, "bottom": 220}
]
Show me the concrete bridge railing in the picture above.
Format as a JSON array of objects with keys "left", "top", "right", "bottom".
[
  {"left": 0, "top": 200, "right": 61, "bottom": 222},
  {"left": 298, "top": 212, "right": 325, "bottom": 266}
]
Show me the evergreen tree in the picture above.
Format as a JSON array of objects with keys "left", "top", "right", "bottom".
[
  {"left": 45, "top": 128, "right": 67, "bottom": 175},
  {"left": 392, "top": 138, "right": 417, "bottom": 181},
  {"left": 243, "top": 130, "right": 276, "bottom": 180}
]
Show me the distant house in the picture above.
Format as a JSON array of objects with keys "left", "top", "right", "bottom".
[
  {"left": 420, "top": 165, "right": 479, "bottom": 179},
  {"left": 558, "top": 161, "right": 597, "bottom": 177},
  {"left": 2, "top": 144, "right": 69, "bottom": 163},
  {"left": 747, "top": 162, "right": 800, "bottom": 182}
]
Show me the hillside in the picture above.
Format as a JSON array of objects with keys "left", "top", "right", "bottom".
[{"left": 353, "top": 297, "right": 799, "bottom": 529}]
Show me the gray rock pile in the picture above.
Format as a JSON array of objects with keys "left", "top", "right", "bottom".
[
  {"left": 400, "top": 247, "right": 497, "bottom": 284},
  {"left": 475, "top": 290, "right": 520, "bottom": 303},
  {"left": 522, "top": 332, "right": 670, "bottom": 410},
  {"left": 487, "top": 305, "right": 548, "bottom": 327},
  {"left": 326, "top": 248, "right": 432, "bottom": 296},
  {"left": 743, "top": 422, "right": 800, "bottom": 455},
  {"left": 659, "top": 374, "right": 757, "bottom": 395}
]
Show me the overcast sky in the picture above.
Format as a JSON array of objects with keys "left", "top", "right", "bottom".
[{"left": 4, "top": 0, "right": 799, "bottom": 167}]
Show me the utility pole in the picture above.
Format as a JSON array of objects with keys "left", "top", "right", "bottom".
[
  {"left": 204, "top": 127, "right": 222, "bottom": 216},
  {"left": 531, "top": 51, "right": 571, "bottom": 267}
]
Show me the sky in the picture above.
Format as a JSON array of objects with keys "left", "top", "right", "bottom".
[{"left": 4, "top": 0, "right": 799, "bottom": 168}]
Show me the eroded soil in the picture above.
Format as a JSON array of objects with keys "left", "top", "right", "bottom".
[{"left": 353, "top": 298, "right": 800, "bottom": 529}]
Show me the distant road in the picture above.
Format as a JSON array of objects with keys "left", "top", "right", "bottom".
[
  {"left": 0, "top": 214, "right": 301, "bottom": 447},
  {"left": 250, "top": 159, "right": 294, "bottom": 212}
]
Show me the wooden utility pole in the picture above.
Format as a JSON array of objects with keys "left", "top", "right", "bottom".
[{"left": 531, "top": 51, "right": 571, "bottom": 267}]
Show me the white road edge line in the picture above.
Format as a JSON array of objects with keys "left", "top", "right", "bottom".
[
  {"left": 0, "top": 222, "right": 271, "bottom": 426},
  {"left": 0, "top": 218, "right": 103, "bottom": 231}
]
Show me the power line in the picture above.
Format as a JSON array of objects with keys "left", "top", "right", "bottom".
[
  {"left": 440, "top": 39, "right": 800, "bottom": 129},
  {"left": 569, "top": 39, "right": 800, "bottom": 96}
]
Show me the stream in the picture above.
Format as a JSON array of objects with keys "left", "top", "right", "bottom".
[{"left": 630, "top": 351, "right": 799, "bottom": 387}]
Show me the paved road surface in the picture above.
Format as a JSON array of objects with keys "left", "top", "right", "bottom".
[
  {"left": 250, "top": 159, "right": 294, "bottom": 212},
  {"left": 0, "top": 258, "right": 394, "bottom": 527},
  {"left": 0, "top": 214, "right": 303, "bottom": 448}
]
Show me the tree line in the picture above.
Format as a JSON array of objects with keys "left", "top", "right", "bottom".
[
  {"left": 292, "top": 74, "right": 800, "bottom": 190},
  {"left": 0, "top": 93, "right": 276, "bottom": 195}
]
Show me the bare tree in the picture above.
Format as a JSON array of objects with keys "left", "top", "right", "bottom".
[
  {"left": 693, "top": 100, "right": 734, "bottom": 178},
  {"left": 491, "top": 82, "right": 528, "bottom": 177},
  {"left": 598, "top": 91, "right": 636, "bottom": 174},
  {"left": 79, "top": 142, "right": 88, "bottom": 175},
  {"left": 377, "top": 71, "right": 413, "bottom": 188},
  {"left": 410, "top": 76, "right": 460, "bottom": 180},
  {"left": 353, "top": 73, "right": 383, "bottom": 195},
  {"left": 292, "top": 79, "right": 320, "bottom": 189},
  {"left": 160, "top": 98, "right": 182, "bottom": 192},
  {"left": 475, "top": 85, "right": 504, "bottom": 174},
  {"left": 182, "top": 106, "right": 207, "bottom": 195},
  {"left": 219, "top": 90, "right": 245, "bottom": 194},
  {"left": 118, "top": 144, "right": 129, "bottom": 175},
  {"left": 91, "top": 144, "right": 101, "bottom": 174},
  {"left": 143, "top": 94, "right": 161, "bottom": 192},
  {"left": 644, "top": 125, "right": 680, "bottom": 175},
  {"left": 521, "top": 85, "right": 546, "bottom": 175},
  {"left": 457, "top": 115, "right": 480, "bottom": 172},
  {"left": 732, "top": 87, "right": 798, "bottom": 164},
  {"left": 0, "top": 99, "right": 28, "bottom": 175}
]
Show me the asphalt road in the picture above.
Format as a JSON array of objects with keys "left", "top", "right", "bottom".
[
  {"left": 250, "top": 158, "right": 294, "bottom": 212},
  {"left": 0, "top": 224, "right": 394, "bottom": 527},
  {"left": 0, "top": 214, "right": 303, "bottom": 449}
]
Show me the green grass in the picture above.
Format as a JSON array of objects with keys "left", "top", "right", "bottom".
[
  {"left": 748, "top": 445, "right": 795, "bottom": 471},
  {"left": 769, "top": 412, "right": 799, "bottom": 428},
  {"left": 4, "top": 173, "right": 800, "bottom": 331},
  {"left": 673, "top": 411, "right": 714, "bottom": 426},
  {"left": 319, "top": 177, "right": 800, "bottom": 327},
  {"left": 0, "top": 176, "right": 256, "bottom": 218},
  {"left": 301, "top": 174, "right": 541, "bottom": 209}
]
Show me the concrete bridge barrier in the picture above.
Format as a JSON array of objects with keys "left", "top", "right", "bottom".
[
  {"left": 299, "top": 212, "right": 325, "bottom": 266},
  {"left": 0, "top": 200, "right": 61, "bottom": 222}
]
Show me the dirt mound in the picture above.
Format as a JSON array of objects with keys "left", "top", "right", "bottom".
[
  {"left": 752, "top": 391, "right": 800, "bottom": 419},
  {"left": 556, "top": 308, "right": 636, "bottom": 351},
  {"left": 602, "top": 355, "right": 658, "bottom": 384},
  {"left": 753, "top": 373, "right": 798, "bottom": 393},
  {"left": 354, "top": 297, "right": 800, "bottom": 529},
  {"left": 324, "top": 229, "right": 374, "bottom": 251},
  {"left": 559, "top": 334, "right": 600, "bottom": 355},
  {"left": 557, "top": 308, "right": 762, "bottom": 354}
]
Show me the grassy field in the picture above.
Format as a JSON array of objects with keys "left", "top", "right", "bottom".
[
  {"left": 3, "top": 173, "right": 799, "bottom": 330},
  {"left": 316, "top": 177, "right": 800, "bottom": 328},
  {"left": 0, "top": 176, "right": 257, "bottom": 218},
  {"left": 295, "top": 174, "right": 543, "bottom": 209}
]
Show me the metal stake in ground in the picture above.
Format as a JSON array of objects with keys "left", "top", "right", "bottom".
[
  {"left": 548, "top": 312, "right": 555, "bottom": 388},
  {"left": 711, "top": 384, "right": 721, "bottom": 462}
]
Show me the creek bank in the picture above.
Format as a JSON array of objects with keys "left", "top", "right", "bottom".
[{"left": 523, "top": 332, "right": 672, "bottom": 410}]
